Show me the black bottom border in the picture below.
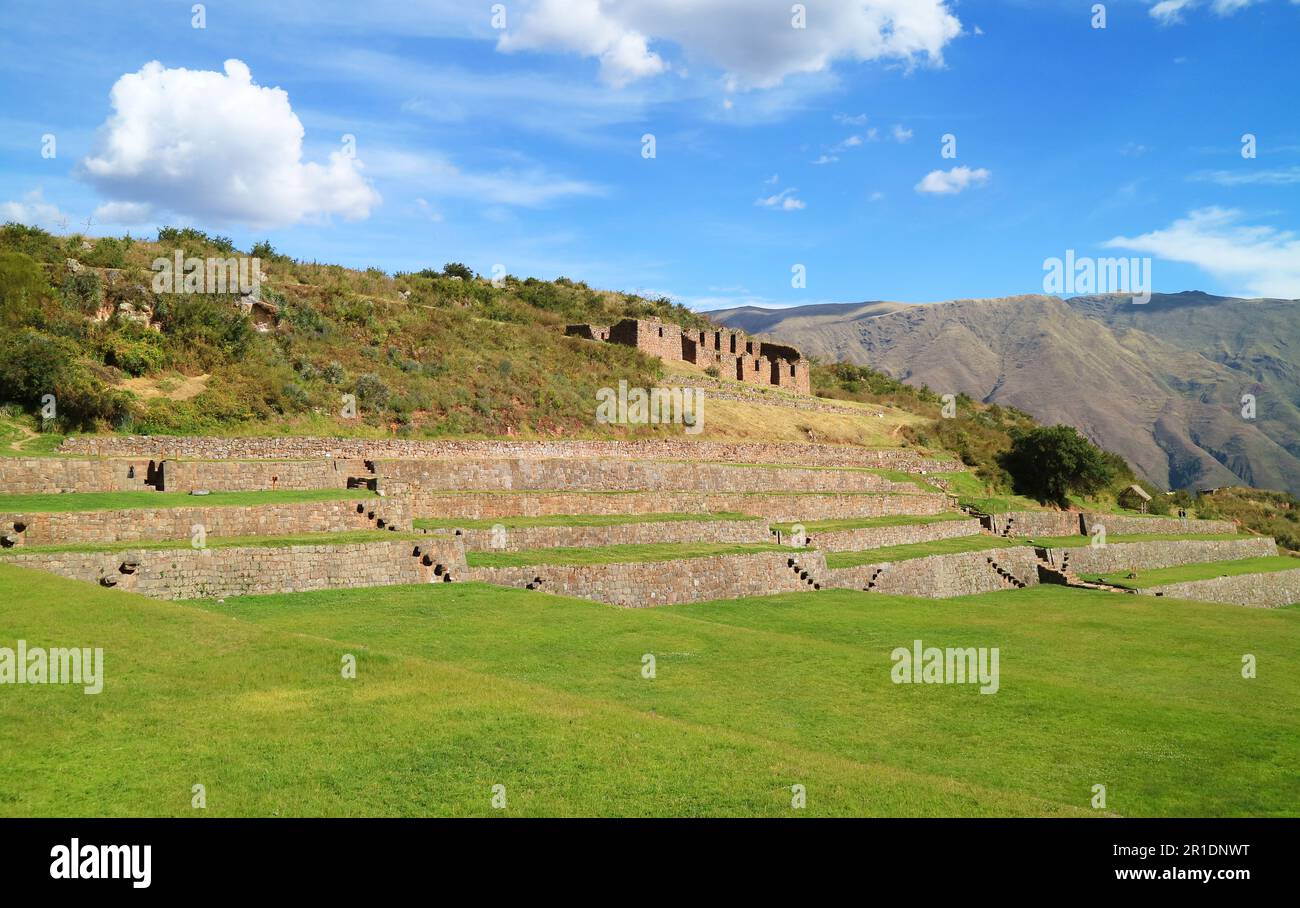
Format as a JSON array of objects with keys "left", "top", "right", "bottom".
[{"left": 0, "top": 817, "right": 1290, "bottom": 893}]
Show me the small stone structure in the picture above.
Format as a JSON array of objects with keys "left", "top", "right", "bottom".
[{"left": 565, "top": 317, "right": 811, "bottom": 394}]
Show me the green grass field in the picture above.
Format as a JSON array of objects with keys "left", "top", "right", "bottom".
[
  {"left": 1, "top": 562, "right": 1295, "bottom": 817},
  {"left": 466, "top": 541, "right": 787, "bottom": 568},
  {"left": 0, "top": 488, "right": 374, "bottom": 513},
  {"left": 414, "top": 512, "right": 755, "bottom": 530},
  {"left": 1087, "top": 556, "right": 1300, "bottom": 590}
]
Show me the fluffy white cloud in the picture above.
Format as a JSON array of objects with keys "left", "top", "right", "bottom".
[
  {"left": 80, "top": 60, "right": 380, "bottom": 228},
  {"left": 498, "top": 0, "right": 962, "bottom": 88},
  {"left": 891, "top": 124, "right": 913, "bottom": 143},
  {"left": 914, "top": 165, "right": 990, "bottom": 195},
  {"left": 0, "top": 189, "right": 73, "bottom": 231},
  {"left": 93, "top": 201, "right": 155, "bottom": 225},
  {"left": 755, "top": 187, "right": 805, "bottom": 210},
  {"left": 1106, "top": 207, "right": 1300, "bottom": 298}
]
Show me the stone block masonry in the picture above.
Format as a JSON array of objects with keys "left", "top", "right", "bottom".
[
  {"left": 1043, "top": 537, "right": 1277, "bottom": 575},
  {"left": 1, "top": 497, "right": 410, "bottom": 547},
  {"left": 408, "top": 490, "right": 948, "bottom": 524},
  {"left": 160, "top": 458, "right": 370, "bottom": 492},
  {"left": 801, "top": 518, "right": 983, "bottom": 552},
  {"left": 58, "top": 437, "right": 963, "bottom": 473},
  {"left": 0, "top": 457, "right": 157, "bottom": 494},
  {"left": 465, "top": 551, "right": 829, "bottom": 608},
  {"left": 1142, "top": 568, "right": 1300, "bottom": 608},
  {"left": 822, "top": 548, "right": 1042, "bottom": 598},
  {"left": 440, "top": 518, "right": 771, "bottom": 552},
  {"left": 986, "top": 511, "right": 1237, "bottom": 538},
  {"left": 6, "top": 538, "right": 467, "bottom": 601},
  {"left": 380, "top": 458, "right": 923, "bottom": 494}
]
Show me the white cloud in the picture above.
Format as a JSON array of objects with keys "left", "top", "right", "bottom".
[
  {"left": 498, "top": 0, "right": 963, "bottom": 88},
  {"left": 93, "top": 201, "right": 155, "bottom": 225},
  {"left": 811, "top": 154, "right": 838, "bottom": 165},
  {"left": 891, "top": 124, "right": 913, "bottom": 143},
  {"left": 1150, "top": 0, "right": 1266, "bottom": 24},
  {"left": 80, "top": 60, "right": 381, "bottom": 229},
  {"left": 367, "top": 148, "right": 603, "bottom": 207},
  {"left": 835, "top": 113, "right": 869, "bottom": 126},
  {"left": 1191, "top": 166, "right": 1300, "bottom": 186},
  {"left": 1105, "top": 207, "right": 1300, "bottom": 298},
  {"left": 0, "top": 188, "right": 72, "bottom": 231},
  {"left": 755, "top": 187, "right": 805, "bottom": 210},
  {"left": 914, "top": 165, "right": 990, "bottom": 195}
]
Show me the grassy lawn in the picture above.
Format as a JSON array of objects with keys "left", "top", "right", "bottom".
[
  {"left": 824, "top": 535, "right": 1022, "bottom": 568},
  {"left": 414, "top": 512, "right": 755, "bottom": 530},
  {"left": 466, "top": 542, "right": 787, "bottom": 568},
  {"left": 772, "top": 513, "right": 972, "bottom": 534},
  {"left": 0, "top": 488, "right": 374, "bottom": 513},
  {"left": 0, "top": 530, "right": 421, "bottom": 557},
  {"left": 1086, "top": 556, "right": 1300, "bottom": 590},
  {"left": 2, "top": 563, "right": 1295, "bottom": 816}
]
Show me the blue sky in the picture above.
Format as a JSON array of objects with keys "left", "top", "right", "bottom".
[{"left": 1, "top": 0, "right": 1297, "bottom": 309}]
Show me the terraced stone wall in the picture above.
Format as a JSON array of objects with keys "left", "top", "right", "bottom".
[
  {"left": 1143, "top": 568, "right": 1300, "bottom": 608},
  {"left": 5, "top": 538, "right": 466, "bottom": 601},
  {"left": 1045, "top": 537, "right": 1277, "bottom": 574},
  {"left": 0, "top": 497, "right": 408, "bottom": 547},
  {"left": 439, "top": 518, "right": 771, "bottom": 552},
  {"left": 465, "top": 551, "right": 829, "bottom": 608},
  {"left": 823, "top": 547, "right": 1041, "bottom": 598}
]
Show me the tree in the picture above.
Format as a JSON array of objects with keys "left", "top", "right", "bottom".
[
  {"left": 442, "top": 262, "right": 474, "bottom": 281},
  {"left": 1002, "top": 425, "right": 1117, "bottom": 505}
]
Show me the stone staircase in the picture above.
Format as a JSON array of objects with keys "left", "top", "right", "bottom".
[
  {"left": 785, "top": 555, "right": 821, "bottom": 591},
  {"left": 1032, "top": 547, "right": 1135, "bottom": 593},
  {"left": 985, "top": 554, "right": 1030, "bottom": 589}
]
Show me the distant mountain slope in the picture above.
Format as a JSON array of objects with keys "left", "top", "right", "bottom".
[{"left": 710, "top": 293, "right": 1300, "bottom": 494}]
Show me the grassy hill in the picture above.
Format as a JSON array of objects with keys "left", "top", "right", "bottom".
[{"left": 2, "top": 563, "right": 1296, "bottom": 816}]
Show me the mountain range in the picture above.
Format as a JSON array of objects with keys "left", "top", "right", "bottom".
[{"left": 711, "top": 292, "right": 1300, "bottom": 495}]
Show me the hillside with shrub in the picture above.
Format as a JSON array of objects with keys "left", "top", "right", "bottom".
[{"left": 2, "top": 224, "right": 1292, "bottom": 542}]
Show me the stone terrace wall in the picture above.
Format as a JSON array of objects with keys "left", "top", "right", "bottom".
[
  {"left": 1143, "top": 567, "right": 1300, "bottom": 608},
  {"left": 161, "top": 459, "right": 369, "bottom": 492},
  {"left": 1045, "top": 537, "right": 1277, "bottom": 574},
  {"left": 436, "top": 518, "right": 771, "bottom": 552},
  {"left": 0, "top": 457, "right": 154, "bottom": 494},
  {"left": 802, "top": 518, "right": 983, "bottom": 552},
  {"left": 381, "top": 458, "right": 922, "bottom": 493},
  {"left": 59, "top": 437, "right": 963, "bottom": 473},
  {"left": 465, "top": 551, "right": 829, "bottom": 608},
  {"left": 1, "top": 497, "right": 409, "bottom": 547},
  {"left": 5, "top": 538, "right": 466, "bottom": 601},
  {"left": 408, "top": 490, "right": 947, "bottom": 524},
  {"left": 987, "top": 511, "right": 1237, "bottom": 538},
  {"left": 823, "top": 547, "right": 1041, "bottom": 598}
]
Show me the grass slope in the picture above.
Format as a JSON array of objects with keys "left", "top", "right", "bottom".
[
  {"left": 4, "top": 564, "right": 1296, "bottom": 816},
  {"left": 824, "top": 535, "right": 1021, "bottom": 568}
]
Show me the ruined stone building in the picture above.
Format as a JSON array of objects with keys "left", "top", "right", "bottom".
[{"left": 566, "top": 317, "right": 810, "bottom": 394}]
